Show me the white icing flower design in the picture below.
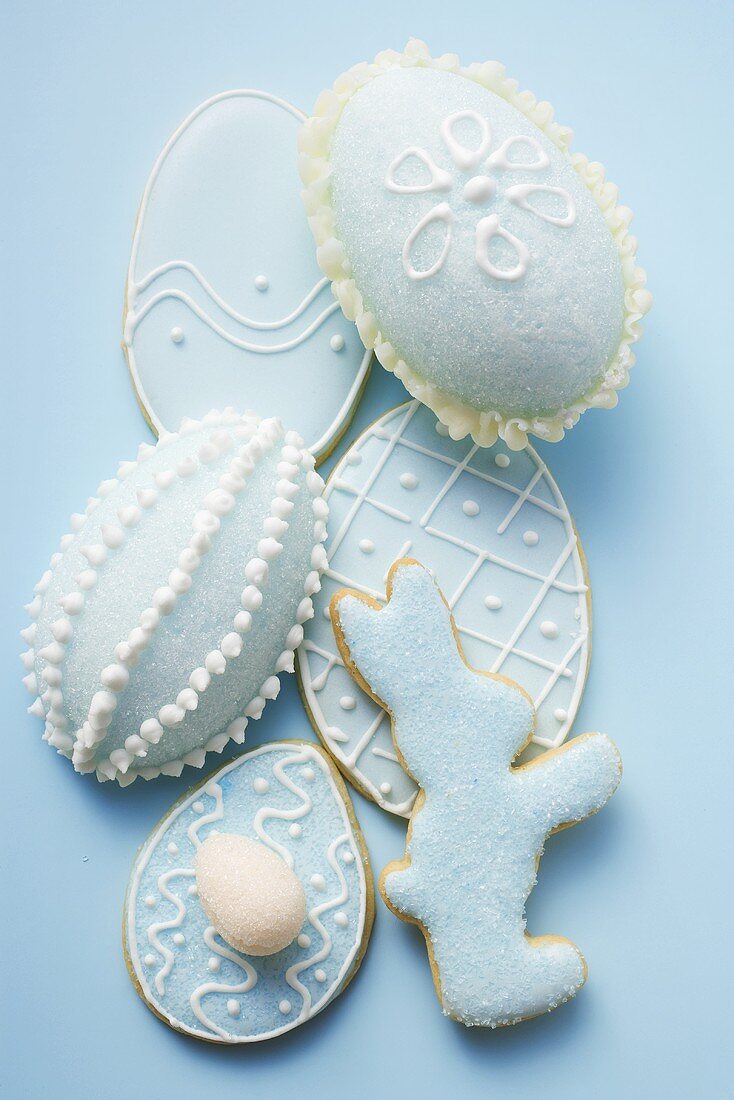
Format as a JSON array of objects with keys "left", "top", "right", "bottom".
[{"left": 384, "top": 110, "right": 577, "bottom": 283}]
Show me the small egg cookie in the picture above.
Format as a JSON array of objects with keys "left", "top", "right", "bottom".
[
  {"left": 124, "top": 740, "right": 373, "bottom": 1043},
  {"left": 332, "top": 560, "right": 621, "bottom": 1028},
  {"left": 299, "top": 39, "right": 651, "bottom": 448},
  {"left": 21, "top": 410, "right": 328, "bottom": 785},
  {"left": 297, "top": 400, "right": 590, "bottom": 817},
  {"left": 124, "top": 89, "right": 371, "bottom": 462}
]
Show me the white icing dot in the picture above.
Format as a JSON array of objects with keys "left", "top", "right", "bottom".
[
  {"left": 435, "top": 421, "right": 449, "bottom": 437},
  {"left": 144, "top": 895, "right": 156, "bottom": 908},
  {"left": 310, "top": 874, "right": 326, "bottom": 891},
  {"left": 540, "top": 620, "right": 559, "bottom": 639},
  {"left": 330, "top": 333, "right": 345, "bottom": 352},
  {"left": 314, "top": 969, "right": 327, "bottom": 983},
  {"left": 279, "top": 999, "right": 292, "bottom": 1014},
  {"left": 253, "top": 777, "right": 269, "bottom": 794},
  {"left": 192, "top": 801, "right": 205, "bottom": 814},
  {"left": 302, "top": 767, "right": 315, "bottom": 782},
  {"left": 208, "top": 957, "right": 220, "bottom": 972},
  {"left": 187, "top": 884, "right": 198, "bottom": 896},
  {"left": 170, "top": 326, "right": 184, "bottom": 344},
  {"left": 340, "top": 695, "right": 356, "bottom": 711},
  {"left": 495, "top": 453, "right": 510, "bottom": 468},
  {"left": 341, "top": 849, "right": 355, "bottom": 864},
  {"left": 254, "top": 274, "right": 269, "bottom": 291},
  {"left": 380, "top": 782, "right": 392, "bottom": 795},
  {"left": 144, "top": 953, "right": 156, "bottom": 967},
  {"left": 167, "top": 842, "right": 179, "bottom": 856},
  {"left": 462, "top": 500, "right": 480, "bottom": 517},
  {"left": 227, "top": 999, "right": 241, "bottom": 1017},
  {"left": 346, "top": 449, "right": 362, "bottom": 466},
  {"left": 297, "top": 933, "right": 311, "bottom": 949},
  {"left": 334, "top": 911, "right": 348, "bottom": 928},
  {"left": 289, "top": 823, "right": 302, "bottom": 839},
  {"left": 523, "top": 530, "right": 539, "bottom": 546},
  {"left": 359, "top": 538, "right": 375, "bottom": 554},
  {"left": 323, "top": 606, "right": 331, "bottom": 620},
  {"left": 484, "top": 595, "right": 503, "bottom": 610},
  {"left": 399, "top": 471, "right": 418, "bottom": 490},
  {"left": 173, "top": 933, "right": 185, "bottom": 946},
  {"left": 554, "top": 707, "right": 569, "bottom": 722}
]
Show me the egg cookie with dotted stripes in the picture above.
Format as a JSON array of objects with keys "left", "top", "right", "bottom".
[
  {"left": 124, "top": 740, "right": 374, "bottom": 1043},
  {"left": 22, "top": 410, "right": 328, "bottom": 785}
]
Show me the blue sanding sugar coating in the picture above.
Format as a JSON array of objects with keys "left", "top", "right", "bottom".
[
  {"left": 329, "top": 67, "right": 624, "bottom": 418},
  {"left": 336, "top": 563, "right": 621, "bottom": 1026},
  {"left": 30, "top": 418, "right": 318, "bottom": 774},
  {"left": 126, "top": 743, "right": 367, "bottom": 1041}
]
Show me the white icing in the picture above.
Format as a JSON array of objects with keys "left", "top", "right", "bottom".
[
  {"left": 298, "top": 401, "right": 591, "bottom": 817},
  {"left": 124, "top": 90, "right": 371, "bottom": 459}
]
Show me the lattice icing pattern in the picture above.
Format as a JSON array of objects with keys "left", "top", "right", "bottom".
[
  {"left": 22, "top": 409, "right": 328, "bottom": 785},
  {"left": 124, "top": 742, "right": 372, "bottom": 1043},
  {"left": 297, "top": 401, "right": 590, "bottom": 816},
  {"left": 124, "top": 89, "right": 370, "bottom": 461}
]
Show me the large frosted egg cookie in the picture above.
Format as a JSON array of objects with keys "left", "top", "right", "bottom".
[
  {"left": 22, "top": 410, "right": 327, "bottom": 784},
  {"left": 297, "top": 401, "right": 590, "bottom": 816},
  {"left": 124, "top": 740, "right": 373, "bottom": 1042},
  {"left": 124, "top": 90, "right": 370, "bottom": 462},
  {"left": 300, "top": 40, "right": 651, "bottom": 448}
]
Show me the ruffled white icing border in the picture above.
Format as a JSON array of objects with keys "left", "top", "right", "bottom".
[{"left": 298, "top": 38, "right": 652, "bottom": 449}]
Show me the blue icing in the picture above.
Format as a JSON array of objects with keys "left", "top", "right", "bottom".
[
  {"left": 27, "top": 413, "right": 323, "bottom": 781},
  {"left": 334, "top": 562, "right": 621, "bottom": 1027},
  {"left": 125, "top": 90, "right": 370, "bottom": 459},
  {"left": 298, "top": 402, "right": 590, "bottom": 817},
  {"left": 126, "top": 743, "right": 369, "bottom": 1042},
  {"left": 329, "top": 67, "right": 624, "bottom": 418}
]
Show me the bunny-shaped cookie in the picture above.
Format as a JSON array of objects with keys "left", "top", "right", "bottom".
[{"left": 332, "top": 559, "right": 621, "bottom": 1027}]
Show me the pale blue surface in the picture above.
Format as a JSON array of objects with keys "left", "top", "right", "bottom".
[{"left": 1, "top": 3, "right": 731, "bottom": 1098}]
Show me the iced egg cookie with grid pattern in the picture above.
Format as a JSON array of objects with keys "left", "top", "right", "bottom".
[
  {"left": 124, "top": 740, "right": 373, "bottom": 1042},
  {"left": 297, "top": 401, "right": 590, "bottom": 816},
  {"left": 21, "top": 410, "right": 327, "bottom": 785}
]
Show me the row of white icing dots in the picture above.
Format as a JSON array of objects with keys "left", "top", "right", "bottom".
[
  {"left": 298, "top": 37, "right": 651, "bottom": 449},
  {"left": 21, "top": 408, "right": 329, "bottom": 786}
]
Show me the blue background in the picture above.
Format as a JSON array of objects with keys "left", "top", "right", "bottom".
[{"left": 2, "top": 2, "right": 731, "bottom": 1097}]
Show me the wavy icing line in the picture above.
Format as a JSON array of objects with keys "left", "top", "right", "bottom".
[
  {"left": 148, "top": 868, "right": 196, "bottom": 995},
  {"left": 253, "top": 748, "right": 313, "bottom": 868},
  {"left": 125, "top": 287, "right": 340, "bottom": 354},
  {"left": 190, "top": 926, "right": 258, "bottom": 1039},
  {"left": 130, "top": 262, "right": 331, "bottom": 331},
  {"left": 187, "top": 782, "right": 224, "bottom": 848},
  {"left": 286, "top": 832, "right": 351, "bottom": 1021}
]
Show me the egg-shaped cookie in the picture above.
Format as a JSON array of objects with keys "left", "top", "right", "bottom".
[
  {"left": 124, "top": 740, "right": 373, "bottom": 1042},
  {"left": 299, "top": 40, "right": 651, "bottom": 448},
  {"left": 124, "top": 89, "right": 370, "bottom": 462},
  {"left": 22, "top": 410, "right": 327, "bottom": 784},
  {"left": 297, "top": 401, "right": 590, "bottom": 816}
]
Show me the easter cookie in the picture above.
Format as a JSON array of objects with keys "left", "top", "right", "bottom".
[
  {"left": 297, "top": 400, "right": 590, "bottom": 816},
  {"left": 124, "top": 89, "right": 371, "bottom": 461},
  {"left": 300, "top": 39, "right": 651, "bottom": 448},
  {"left": 332, "top": 560, "right": 621, "bottom": 1028},
  {"left": 22, "top": 409, "right": 328, "bottom": 785},
  {"left": 124, "top": 740, "right": 373, "bottom": 1042}
]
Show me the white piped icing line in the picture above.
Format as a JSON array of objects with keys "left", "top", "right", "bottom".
[
  {"left": 23, "top": 410, "right": 328, "bottom": 786},
  {"left": 124, "top": 741, "right": 373, "bottom": 1043},
  {"left": 299, "top": 38, "right": 651, "bottom": 449}
]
